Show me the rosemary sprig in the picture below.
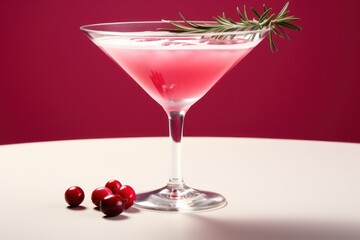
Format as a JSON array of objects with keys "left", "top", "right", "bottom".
[{"left": 160, "top": 2, "right": 301, "bottom": 52}]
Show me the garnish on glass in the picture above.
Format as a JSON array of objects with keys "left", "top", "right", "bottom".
[{"left": 160, "top": 2, "right": 301, "bottom": 52}]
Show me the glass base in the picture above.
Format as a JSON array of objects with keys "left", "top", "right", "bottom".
[{"left": 134, "top": 183, "right": 227, "bottom": 212}]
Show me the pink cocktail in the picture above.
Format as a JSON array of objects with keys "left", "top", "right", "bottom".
[
  {"left": 98, "top": 37, "right": 253, "bottom": 112},
  {"left": 81, "top": 21, "right": 268, "bottom": 211}
]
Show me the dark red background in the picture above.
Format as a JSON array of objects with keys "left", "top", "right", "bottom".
[{"left": 1, "top": 0, "right": 360, "bottom": 145}]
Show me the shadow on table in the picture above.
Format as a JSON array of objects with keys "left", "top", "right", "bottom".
[
  {"left": 66, "top": 206, "right": 87, "bottom": 211},
  {"left": 126, "top": 207, "right": 141, "bottom": 214},
  {"left": 185, "top": 215, "right": 360, "bottom": 240},
  {"left": 103, "top": 214, "right": 129, "bottom": 221}
]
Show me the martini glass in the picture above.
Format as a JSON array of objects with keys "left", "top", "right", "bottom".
[{"left": 81, "top": 21, "right": 268, "bottom": 212}]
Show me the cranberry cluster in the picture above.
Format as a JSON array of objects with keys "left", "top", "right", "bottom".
[{"left": 64, "top": 179, "right": 136, "bottom": 217}]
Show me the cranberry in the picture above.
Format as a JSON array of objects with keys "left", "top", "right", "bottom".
[
  {"left": 105, "top": 179, "right": 122, "bottom": 193},
  {"left": 91, "top": 187, "right": 113, "bottom": 207},
  {"left": 65, "top": 186, "right": 85, "bottom": 207},
  {"left": 100, "top": 194, "right": 126, "bottom": 217},
  {"left": 116, "top": 185, "right": 136, "bottom": 209}
]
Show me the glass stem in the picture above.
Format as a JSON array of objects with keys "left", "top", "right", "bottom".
[{"left": 168, "top": 110, "right": 186, "bottom": 187}]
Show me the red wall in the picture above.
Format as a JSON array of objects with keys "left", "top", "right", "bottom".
[{"left": 1, "top": 0, "right": 360, "bottom": 144}]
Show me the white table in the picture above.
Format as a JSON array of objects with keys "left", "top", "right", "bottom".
[{"left": 0, "top": 137, "right": 360, "bottom": 240}]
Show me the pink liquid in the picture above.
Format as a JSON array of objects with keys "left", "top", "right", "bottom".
[{"left": 97, "top": 37, "right": 254, "bottom": 112}]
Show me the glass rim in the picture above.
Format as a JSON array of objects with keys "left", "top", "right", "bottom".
[{"left": 80, "top": 21, "right": 270, "bottom": 37}]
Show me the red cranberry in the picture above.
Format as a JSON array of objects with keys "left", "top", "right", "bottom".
[
  {"left": 105, "top": 179, "right": 122, "bottom": 193},
  {"left": 100, "top": 194, "right": 126, "bottom": 217},
  {"left": 91, "top": 187, "right": 113, "bottom": 207},
  {"left": 116, "top": 185, "right": 136, "bottom": 209},
  {"left": 65, "top": 186, "right": 85, "bottom": 207}
]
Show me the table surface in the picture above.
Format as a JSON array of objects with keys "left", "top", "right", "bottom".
[{"left": 0, "top": 137, "right": 360, "bottom": 240}]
